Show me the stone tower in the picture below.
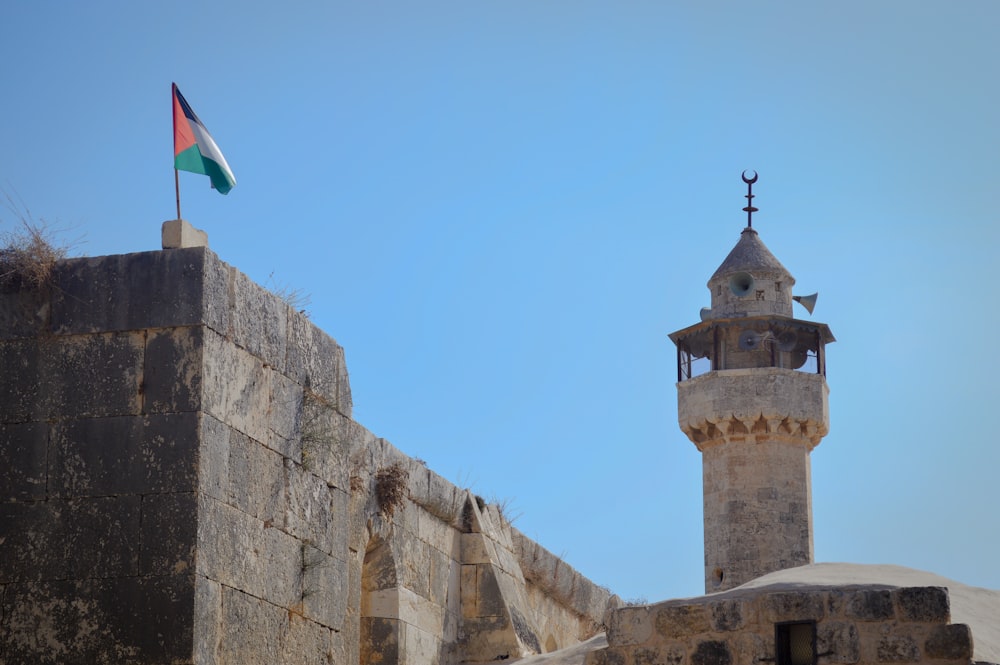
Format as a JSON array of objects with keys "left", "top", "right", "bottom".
[{"left": 669, "top": 177, "right": 835, "bottom": 593}]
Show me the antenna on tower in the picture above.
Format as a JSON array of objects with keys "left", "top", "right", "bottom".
[{"left": 742, "top": 170, "right": 758, "bottom": 228}]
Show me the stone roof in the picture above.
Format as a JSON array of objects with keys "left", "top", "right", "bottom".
[
  {"left": 709, "top": 227, "right": 792, "bottom": 282},
  {"left": 512, "top": 563, "right": 1000, "bottom": 665}
]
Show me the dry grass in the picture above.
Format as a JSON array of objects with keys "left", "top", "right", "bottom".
[
  {"left": 265, "top": 271, "right": 311, "bottom": 317},
  {"left": 0, "top": 220, "right": 68, "bottom": 289},
  {"left": 375, "top": 463, "right": 409, "bottom": 517},
  {"left": 0, "top": 193, "right": 77, "bottom": 289}
]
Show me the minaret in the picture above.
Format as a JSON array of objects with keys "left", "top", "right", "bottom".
[{"left": 669, "top": 173, "right": 835, "bottom": 593}]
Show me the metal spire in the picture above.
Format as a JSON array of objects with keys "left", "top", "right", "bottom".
[{"left": 741, "top": 170, "right": 758, "bottom": 228}]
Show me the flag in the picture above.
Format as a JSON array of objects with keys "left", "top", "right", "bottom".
[{"left": 172, "top": 83, "right": 236, "bottom": 195}]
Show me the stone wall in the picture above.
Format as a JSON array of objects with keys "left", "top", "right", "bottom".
[
  {"left": 588, "top": 585, "right": 974, "bottom": 665},
  {"left": 0, "top": 246, "right": 616, "bottom": 664}
]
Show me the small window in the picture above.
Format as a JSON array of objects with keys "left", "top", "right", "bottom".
[{"left": 776, "top": 621, "right": 815, "bottom": 665}]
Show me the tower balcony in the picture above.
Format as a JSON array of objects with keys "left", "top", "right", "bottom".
[{"left": 676, "top": 367, "right": 830, "bottom": 450}]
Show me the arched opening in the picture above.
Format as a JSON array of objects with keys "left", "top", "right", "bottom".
[
  {"left": 360, "top": 537, "right": 400, "bottom": 665},
  {"left": 544, "top": 635, "right": 558, "bottom": 654}
]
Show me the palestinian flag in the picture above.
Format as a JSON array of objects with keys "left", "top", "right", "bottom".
[{"left": 172, "top": 83, "right": 236, "bottom": 194}]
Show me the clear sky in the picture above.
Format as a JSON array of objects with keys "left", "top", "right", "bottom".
[{"left": 3, "top": 1, "right": 998, "bottom": 602}]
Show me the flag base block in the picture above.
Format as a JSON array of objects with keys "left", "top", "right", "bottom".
[{"left": 162, "top": 219, "right": 209, "bottom": 250}]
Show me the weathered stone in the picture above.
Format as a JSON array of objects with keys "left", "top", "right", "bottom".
[
  {"left": 196, "top": 495, "right": 300, "bottom": 608},
  {"left": 691, "top": 639, "right": 732, "bottom": 665},
  {"left": 301, "top": 543, "right": 348, "bottom": 629},
  {"left": 0, "top": 276, "right": 49, "bottom": 340},
  {"left": 894, "top": 586, "right": 950, "bottom": 623},
  {"left": 583, "top": 647, "right": 627, "bottom": 665},
  {"left": 877, "top": 634, "right": 920, "bottom": 662},
  {"left": 360, "top": 616, "right": 400, "bottom": 665},
  {"left": 42, "top": 332, "right": 144, "bottom": 419},
  {"left": 840, "top": 588, "right": 895, "bottom": 621},
  {"left": 223, "top": 429, "right": 285, "bottom": 523},
  {"left": 656, "top": 603, "right": 712, "bottom": 639},
  {"left": 1, "top": 574, "right": 193, "bottom": 664},
  {"left": 0, "top": 339, "right": 40, "bottom": 422},
  {"left": 161, "top": 218, "right": 208, "bottom": 250},
  {"left": 140, "top": 492, "right": 197, "bottom": 576},
  {"left": 0, "top": 421, "right": 47, "bottom": 500},
  {"left": 608, "top": 606, "right": 654, "bottom": 647},
  {"left": 286, "top": 312, "right": 352, "bottom": 418},
  {"left": 192, "top": 575, "right": 222, "bottom": 665},
  {"left": 924, "top": 623, "right": 973, "bottom": 660},
  {"left": 50, "top": 249, "right": 211, "bottom": 334},
  {"left": 817, "top": 621, "right": 860, "bottom": 663},
  {"left": 218, "top": 586, "right": 284, "bottom": 665},
  {"left": 267, "top": 370, "right": 302, "bottom": 460},
  {"left": 285, "top": 459, "right": 334, "bottom": 552},
  {"left": 231, "top": 268, "right": 288, "bottom": 371},
  {"left": 49, "top": 413, "right": 199, "bottom": 497},
  {"left": 143, "top": 327, "right": 203, "bottom": 414},
  {"left": 0, "top": 500, "right": 67, "bottom": 581},
  {"left": 201, "top": 330, "right": 270, "bottom": 443},
  {"left": 710, "top": 598, "right": 745, "bottom": 631},
  {"left": 761, "top": 591, "right": 825, "bottom": 622}
]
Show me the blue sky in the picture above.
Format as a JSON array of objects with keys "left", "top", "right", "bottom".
[{"left": 3, "top": 1, "right": 998, "bottom": 601}]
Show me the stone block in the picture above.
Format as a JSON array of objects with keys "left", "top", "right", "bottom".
[
  {"left": 286, "top": 313, "right": 352, "bottom": 417},
  {"left": 201, "top": 330, "right": 271, "bottom": 443},
  {"left": 583, "top": 646, "right": 628, "bottom": 665},
  {"left": 761, "top": 591, "right": 825, "bottom": 622},
  {"left": 402, "top": 621, "right": 443, "bottom": 665},
  {"left": 143, "top": 327, "right": 203, "bottom": 414},
  {"left": 280, "top": 614, "right": 333, "bottom": 664},
  {"left": 607, "top": 606, "right": 654, "bottom": 647},
  {"left": 0, "top": 277, "right": 48, "bottom": 340},
  {"left": 230, "top": 268, "right": 288, "bottom": 371},
  {"left": 839, "top": 588, "right": 894, "bottom": 621},
  {"left": 140, "top": 492, "right": 198, "bottom": 576},
  {"left": 0, "top": 421, "right": 47, "bottom": 500},
  {"left": 0, "top": 497, "right": 142, "bottom": 582},
  {"left": 894, "top": 586, "right": 950, "bottom": 622},
  {"left": 691, "top": 639, "right": 732, "bottom": 665},
  {"left": 223, "top": 429, "right": 285, "bottom": 524},
  {"left": 923, "top": 623, "right": 973, "bottom": 660},
  {"left": 361, "top": 617, "right": 400, "bottom": 665},
  {"left": 301, "top": 400, "right": 351, "bottom": 492},
  {"left": 197, "top": 413, "right": 231, "bottom": 502},
  {"left": 0, "top": 339, "right": 40, "bottom": 422},
  {"left": 161, "top": 218, "right": 208, "bottom": 250},
  {"left": 192, "top": 575, "right": 222, "bottom": 665},
  {"left": 267, "top": 370, "right": 302, "bottom": 460},
  {"left": 655, "top": 603, "right": 711, "bottom": 639},
  {"left": 461, "top": 565, "right": 478, "bottom": 619},
  {"left": 817, "top": 621, "right": 860, "bottom": 663},
  {"left": 877, "top": 634, "right": 920, "bottom": 662},
  {"left": 426, "top": 545, "right": 453, "bottom": 606},
  {"left": 462, "top": 533, "right": 494, "bottom": 565},
  {"left": 710, "top": 598, "right": 746, "bottom": 631},
  {"left": 217, "top": 586, "right": 284, "bottom": 665},
  {"left": 41, "top": 332, "right": 144, "bottom": 419},
  {"left": 477, "top": 566, "right": 507, "bottom": 618},
  {"left": 285, "top": 459, "right": 334, "bottom": 552},
  {"left": 50, "top": 248, "right": 212, "bottom": 334},
  {"left": 0, "top": 501, "right": 67, "bottom": 582},
  {"left": 301, "top": 544, "right": 348, "bottom": 629},
  {"left": 64, "top": 496, "right": 142, "bottom": 579},
  {"left": 49, "top": 413, "right": 199, "bottom": 497},
  {"left": 196, "top": 495, "right": 300, "bottom": 608},
  {"left": 1, "top": 574, "right": 194, "bottom": 664}
]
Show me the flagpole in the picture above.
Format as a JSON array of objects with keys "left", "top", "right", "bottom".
[{"left": 175, "top": 169, "right": 181, "bottom": 220}]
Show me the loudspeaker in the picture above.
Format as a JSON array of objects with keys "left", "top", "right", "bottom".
[
  {"left": 729, "top": 272, "right": 755, "bottom": 297},
  {"left": 738, "top": 330, "right": 761, "bottom": 351},
  {"left": 792, "top": 293, "right": 818, "bottom": 314}
]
